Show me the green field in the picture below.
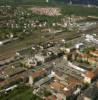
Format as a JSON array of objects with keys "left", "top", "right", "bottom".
[
  {"left": 0, "top": 85, "right": 42, "bottom": 100},
  {"left": 1, "top": 0, "right": 98, "bottom": 17},
  {"left": 61, "top": 5, "right": 98, "bottom": 17}
]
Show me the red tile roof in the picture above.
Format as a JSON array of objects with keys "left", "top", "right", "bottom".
[
  {"left": 49, "top": 81, "right": 65, "bottom": 91},
  {"left": 88, "top": 57, "right": 97, "bottom": 62},
  {"left": 32, "top": 70, "right": 45, "bottom": 79},
  {"left": 90, "top": 51, "right": 98, "bottom": 57},
  {"left": 79, "top": 54, "right": 88, "bottom": 58},
  {"left": 85, "top": 71, "right": 94, "bottom": 78},
  {"left": 85, "top": 68, "right": 98, "bottom": 78},
  {"left": 45, "top": 95, "right": 57, "bottom": 100}
]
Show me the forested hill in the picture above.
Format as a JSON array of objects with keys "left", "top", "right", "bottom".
[
  {"left": 0, "top": 0, "right": 98, "bottom": 6},
  {"left": 53, "top": 0, "right": 98, "bottom": 5}
]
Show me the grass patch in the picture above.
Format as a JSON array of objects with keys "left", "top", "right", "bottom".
[
  {"left": 61, "top": 5, "right": 98, "bottom": 16},
  {"left": 0, "top": 85, "right": 42, "bottom": 100}
]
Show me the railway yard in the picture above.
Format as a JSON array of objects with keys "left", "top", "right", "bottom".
[{"left": 1, "top": 3, "right": 98, "bottom": 100}]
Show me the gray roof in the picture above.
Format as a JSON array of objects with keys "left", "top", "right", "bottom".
[{"left": 83, "top": 82, "right": 98, "bottom": 100}]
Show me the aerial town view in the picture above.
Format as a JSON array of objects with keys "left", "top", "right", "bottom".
[{"left": 0, "top": 0, "right": 98, "bottom": 100}]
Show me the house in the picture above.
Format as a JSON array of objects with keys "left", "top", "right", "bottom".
[
  {"left": 84, "top": 68, "right": 98, "bottom": 83},
  {"left": 65, "top": 46, "right": 76, "bottom": 53},
  {"left": 77, "top": 53, "right": 88, "bottom": 62},
  {"left": 49, "top": 81, "right": 65, "bottom": 92},
  {"left": 23, "top": 57, "right": 37, "bottom": 68},
  {"left": 49, "top": 78, "right": 81, "bottom": 100},
  {"left": 47, "top": 46, "right": 64, "bottom": 57},
  {"left": 35, "top": 53, "right": 46, "bottom": 63},
  {"left": 35, "top": 52, "right": 52, "bottom": 63},
  {"left": 49, "top": 81, "right": 67, "bottom": 100},
  {"left": 45, "top": 95, "right": 57, "bottom": 100},
  {"left": 87, "top": 57, "right": 97, "bottom": 65},
  {"left": 90, "top": 50, "right": 98, "bottom": 57},
  {"left": 77, "top": 52, "right": 98, "bottom": 65},
  {"left": 84, "top": 70, "right": 94, "bottom": 84},
  {"left": 32, "top": 70, "right": 45, "bottom": 83}
]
